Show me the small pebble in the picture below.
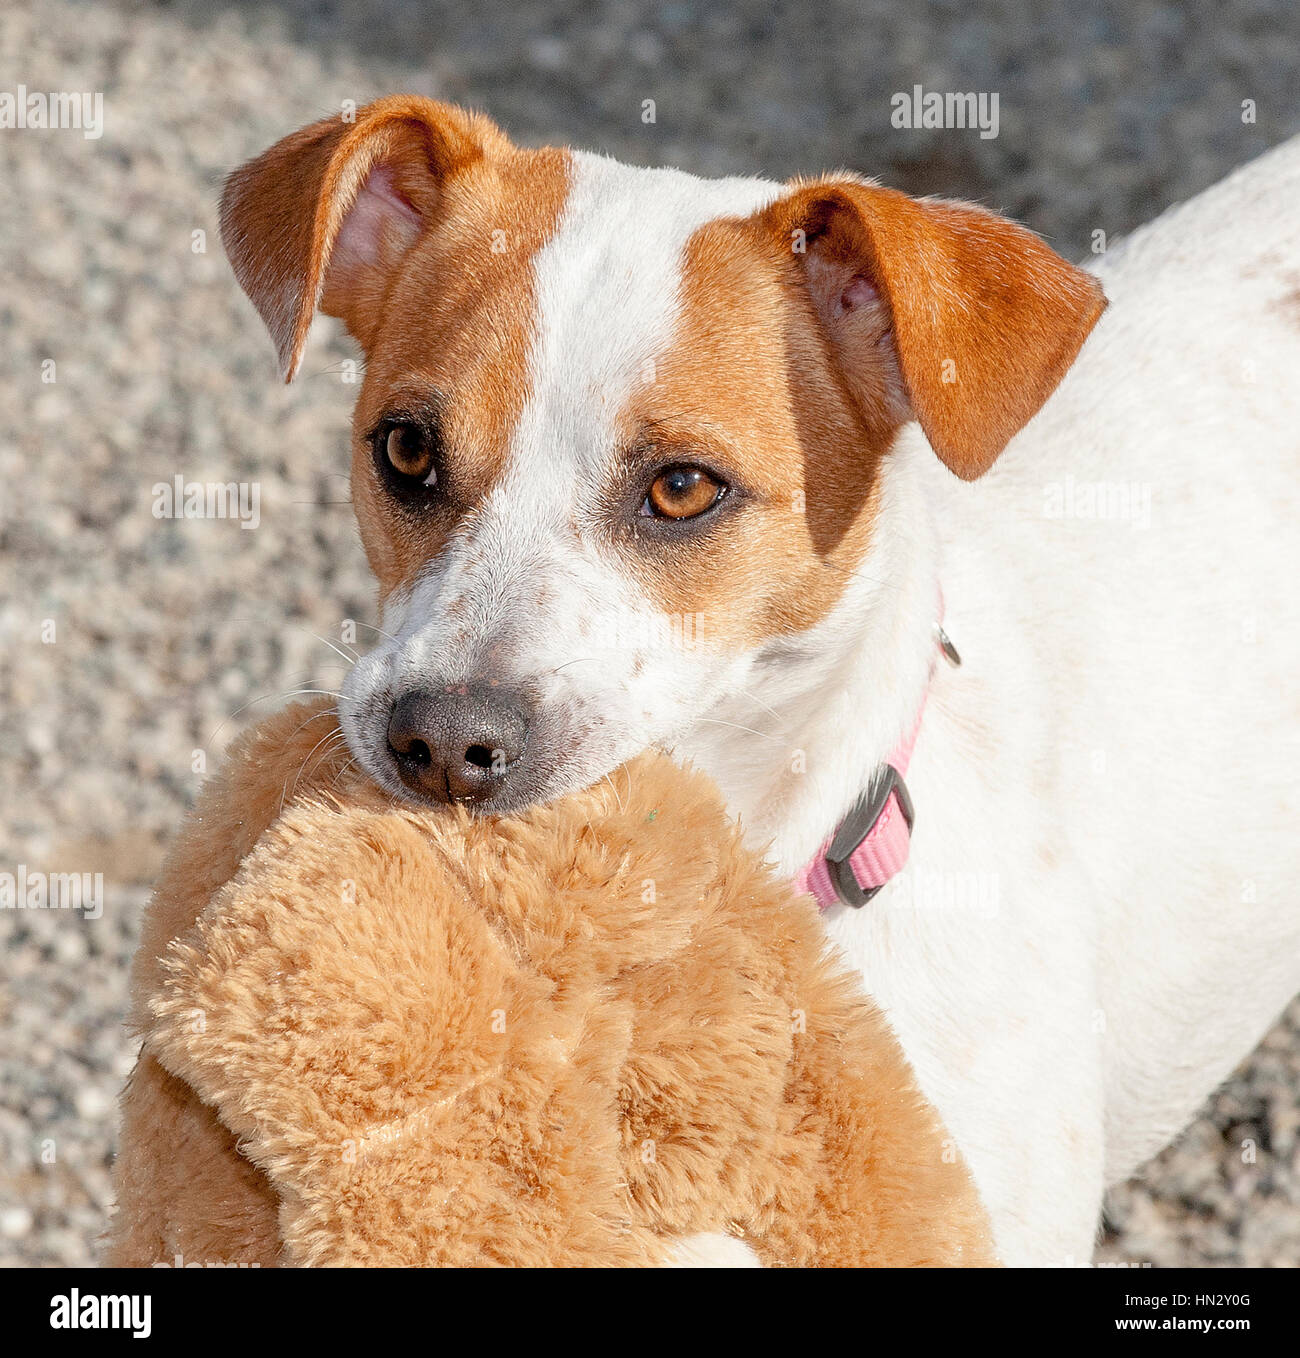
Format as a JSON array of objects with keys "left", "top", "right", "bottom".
[{"left": 0, "top": 1208, "right": 33, "bottom": 1240}]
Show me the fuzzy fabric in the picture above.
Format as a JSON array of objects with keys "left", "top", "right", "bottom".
[{"left": 106, "top": 698, "right": 994, "bottom": 1267}]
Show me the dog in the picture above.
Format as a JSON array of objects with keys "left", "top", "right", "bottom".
[{"left": 220, "top": 97, "right": 1300, "bottom": 1265}]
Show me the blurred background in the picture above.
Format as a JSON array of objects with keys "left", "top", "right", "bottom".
[{"left": 2, "top": 0, "right": 1298, "bottom": 1266}]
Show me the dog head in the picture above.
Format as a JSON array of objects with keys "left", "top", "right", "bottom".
[{"left": 222, "top": 96, "right": 1105, "bottom": 813}]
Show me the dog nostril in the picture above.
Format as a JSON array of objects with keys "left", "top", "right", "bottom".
[
  {"left": 464, "top": 743, "right": 495, "bottom": 770},
  {"left": 404, "top": 737, "right": 432, "bottom": 767}
]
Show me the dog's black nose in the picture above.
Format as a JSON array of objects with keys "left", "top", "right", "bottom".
[{"left": 386, "top": 685, "right": 530, "bottom": 805}]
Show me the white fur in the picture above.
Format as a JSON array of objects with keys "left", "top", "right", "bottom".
[{"left": 342, "top": 138, "right": 1300, "bottom": 1265}]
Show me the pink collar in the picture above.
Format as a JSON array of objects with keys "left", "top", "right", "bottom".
[{"left": 795, "top": 621, "right": 959, "bottom": 910}]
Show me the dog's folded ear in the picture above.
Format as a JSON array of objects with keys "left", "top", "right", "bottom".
[
  {"left": 220, "top": 96, "right": 508, "bottom": 381},
  {"left": 762, "top": 178, "right": 1107, "bottom": 480}
]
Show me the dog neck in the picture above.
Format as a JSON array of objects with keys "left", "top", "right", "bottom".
[{"left": 673, "top": 430, "right": 943, "bottom": 877}]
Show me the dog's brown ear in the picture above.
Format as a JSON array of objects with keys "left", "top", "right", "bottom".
[
  {"left": 220, "top": 96, "right": 507, "bottom": 381},
  {"left": 762, "top": 178, "right": 1106, "bottom": 480}
]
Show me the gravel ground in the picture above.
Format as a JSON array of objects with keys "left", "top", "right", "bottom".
[{"left": 2, "top": 0, "right": 1298, "bottom": 1267}]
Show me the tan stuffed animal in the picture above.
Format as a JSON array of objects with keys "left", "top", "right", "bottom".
[{"left": 106, "top": 697, "right": 994, "bottom": 1267}]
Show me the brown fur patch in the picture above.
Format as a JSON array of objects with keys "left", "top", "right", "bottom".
[
  {"left": 350, "top": 147, "right": 572, "bottom": 600},
  {"left": 613, "top": 215, "right": 890, "bottom": 647},
  {"left": 609, "top": 175, "right": 1103, "bottom": 647}
]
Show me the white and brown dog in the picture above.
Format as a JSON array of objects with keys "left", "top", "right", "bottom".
[{"left": 220, "top": 98, "right": 1300, "bottom": 1265}]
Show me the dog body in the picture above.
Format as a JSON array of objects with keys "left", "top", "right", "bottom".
[
  {"left": 742, "top": 140, "right": 1300, "bottom": 1265},
  {"left": 222, "top": 105, "right": 1300, "bottom": 1265}
]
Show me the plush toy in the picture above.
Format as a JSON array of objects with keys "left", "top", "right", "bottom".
[{"left": 106, "top": 697, "right": 993, "bottom": 1267}]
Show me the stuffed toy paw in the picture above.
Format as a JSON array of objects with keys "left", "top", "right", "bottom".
[{"left": 107, "top": 698, "right": 994, "bottom": 1267}]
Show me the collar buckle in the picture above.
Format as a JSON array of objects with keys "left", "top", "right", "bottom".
[{"left": 824, "top": 763, "right": 915, "bottom": 908}]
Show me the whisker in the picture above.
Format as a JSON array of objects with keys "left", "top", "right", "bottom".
[
  {"left": 283, "top": 706, "right": 344, "bottom": 745},
  {"left": 304, "top": 629, "right": 359, "bottom": 666},
  {"left": 281, "top": 730, "right": 351, "bottom": 815},
  {"left": 329, "top": 756, "right": 361, "bottom": 789},
  {"left": 223, "top": 617, "right": 362, "bottom": 666},
  {"left": 297, "top": 728, "right": 350, "bottom": 785},
  {"left": 204, "top": 687, "right": 349, "bottom": 751},
  {"left": 348, "top": 619, "right": 401, "bottom": 644},
  {"left": 691, "top": 716, "right": 779, "bottom": 742},
  {"left": 731, "top": 684, "right": 784, "bottom": 725},
  {"left": 602, "top": 771, "right": 626, "bottom": 814}
]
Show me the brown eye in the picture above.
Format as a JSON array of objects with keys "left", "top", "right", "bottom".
[
  {"left": 383, "top": 423, "right": 436, "bottom": 484},
  {"left": 642, "top": 466, "right": 725, "bottom": 520}
]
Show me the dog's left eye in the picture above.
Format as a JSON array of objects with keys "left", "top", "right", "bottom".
[
  {"left": 382, "top": 423, "right": 436, "bottom": 484},
  {"left": 373, "top": 418, "right": 441, "bottom": 503},
  {"left": 640, "top": 466, "right": 726, "bottom": 520}
]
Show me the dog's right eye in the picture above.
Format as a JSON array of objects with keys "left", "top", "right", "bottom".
[{"left": 374, "top": 420, "right": 439, "bottom": 498}]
